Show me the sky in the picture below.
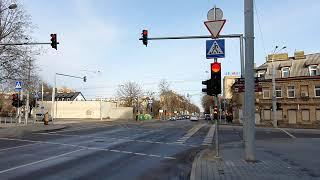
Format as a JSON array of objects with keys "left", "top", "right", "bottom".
[{"left": 22, "top": 0, "right": 320, "bottom": 110}]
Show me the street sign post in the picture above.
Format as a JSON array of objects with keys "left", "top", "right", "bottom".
[
  {"left": 15, "top": 81, "right": 22, "bottom": 91},
  {"left": 206, "top": 39, "right": 225, "bottom": 59}
]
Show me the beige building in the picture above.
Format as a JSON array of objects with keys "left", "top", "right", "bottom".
[
  {"left": 232, "top": 51, "right": 320, "bottom": 128},
  {"left": 223, "top": 76, "right": 240, "bottom": 99}
]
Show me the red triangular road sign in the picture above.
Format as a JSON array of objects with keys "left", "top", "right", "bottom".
[{"left": 204, "top": 20, "right": 226, "bottom": 39}]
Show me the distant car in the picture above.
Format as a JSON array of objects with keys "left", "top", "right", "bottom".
[
  {"left": 169, "top": 116, "right": 176, "bottom": 121},
  {"left": 186, "top": 115, "right": 190, "bottom": 119},
  {"left": 190, "top": 115, "right": 199, "bottom": 121},
  {"left": 204, "top": 114, "right": 211, "bottom": 120}
]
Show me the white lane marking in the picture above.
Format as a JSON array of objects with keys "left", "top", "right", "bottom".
[
  {"left": 0, "top": 137, "right": 174, "bottom": 160},
  {"left": 148, "top": 154, "right": 161, "bottom": 158},
  {"left": 110, "top": 149, "right": 121, "bottom": 153},
  {"left": 36, "top": 132, "right": 198, "bottom": 147},
  {"left": 176, "top": 124, "right": 206, "bottom": 144},
  {"left": 278, "top": 128, "right": 296, "bottom": 139},
  {"left": 202, "top": 124, "right": 216, "bottom": 145},
  {"left": 121, "top": 151, "right": 133, "bottom": 154},
  {"left": 50, "top": 124, "right": 113, "bottom": 133},
  {"left": 0, "top": 149, "right": 84, "bottom": 174},
  {"left": 164, "top": 156, "right": 176, "bottom": 160},
  {"left": 0, "top": 143, "right": 40, "bottom": 152}
]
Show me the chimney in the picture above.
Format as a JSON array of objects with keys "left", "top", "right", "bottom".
[{"left": 294, "top": 51, "right": 305, "bottom": 60}]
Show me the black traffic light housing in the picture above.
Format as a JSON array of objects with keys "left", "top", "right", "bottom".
[
  {"left": 50, "top": 33, "right": 57, "bottom": 50},
  {"left": 211, "top": 62, "right": 222, "bottom": 95},
  {"left": 142, "top": 30, "right": 148, "bottom": 47},
  {"left": 12, "top": 93, "right": 23, "bottom": 107},
  {"left": 202, "top": 79, "right": 213, "bottom": 96}
]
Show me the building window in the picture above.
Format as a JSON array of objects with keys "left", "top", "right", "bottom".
[
  {"left": 276, "top": 87, "right": 282, "bottom": 98},
  {"left": 257, "top": 71, "right": 265, "bottom": 78},
  {"left": 263, "top": 89, "right": 270, "bottom": 99},
  {"left": 309, "top": 65, "right": 318, "bottom": 76},
  {"left": 300, "top": 85, "right": 309, "bottom": 97},
  {"left": 281, "top": 67, "right": 290, "bottom": 78},
  {"left": 288, "top": 86, "right": 295, "bottom": 98},
  {"left": 315, "top": 85, "right": 320, "bottom": 97}
]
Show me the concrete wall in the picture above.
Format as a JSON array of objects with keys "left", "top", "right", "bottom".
[{"left": 36, "top": 101, "right": 133, "bottom": 120}]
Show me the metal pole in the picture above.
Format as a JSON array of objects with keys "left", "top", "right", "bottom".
[
  {"left": 223, "top": 98, "right": 226, "bottom": 124},
  {"left": 100, "top": 97, "right": 102, "bottom": 121},
  {"left": 18, "top": 91, "right": 21, "bottom": 124},
  {"left": 25, "top": 60, "right": 31, "bottom": 125},
  {"left": 244, "top": 0, "right": 256, "bottom": 161},
  {"left": 240, "top": 35, "right": 245, "bottom": 78},
  {"left": 51, "top": 74, "right": 56, "bottom": 123},
  {"left": 140, "top": 34, "right": 243, "bottom": 41},
  {"left": 214, "top": 95, "right": 219, "bottom": 157},
  {"left": 272, "top": 63, "right": 277, "bottom": 127}
]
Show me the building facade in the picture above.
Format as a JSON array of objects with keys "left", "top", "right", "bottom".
[{"left": 232, "top": 51, "right": 320, "bottom": 128}]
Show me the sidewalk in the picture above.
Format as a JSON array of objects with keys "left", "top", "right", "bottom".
[
  {"left": 191, "top": 139, "right": 320, "bottom": 180},
  {"left": 0, "top": 123, "right": 67, "bottom": 138}
]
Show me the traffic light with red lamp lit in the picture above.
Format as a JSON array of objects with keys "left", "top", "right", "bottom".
[
  {"left": 211, "top": 62, "right": 222, "bottom": 95},
  {"left": 142, "top": 30, "right": 148, "bottom": 46},
  {"left": 202, "top": 62, "right": 222, "bottom": 96},
  {"left": 50, "top": 34, "right": 57, "bottom": 50},
  {"left": 12, "top": 93, "right": 23, "bottom": 107}
]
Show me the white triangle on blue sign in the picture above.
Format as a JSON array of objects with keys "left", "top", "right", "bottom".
[
  {"left": 207, "top": 41, "right": 223, "bottom": 55},
  {"left": 15, "top": 82, "right": 22, "bottom": 89}
]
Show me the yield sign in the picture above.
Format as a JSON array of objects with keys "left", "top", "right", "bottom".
[{"left": 204, "top": 20, "right": 226, "bottom": 39}]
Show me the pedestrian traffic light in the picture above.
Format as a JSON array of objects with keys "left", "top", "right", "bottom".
[
  {"left": 142, "top": 30, "right": 148, "bottom": 46},
  {"left": 50, "top": 33, "right": 57, "bottom": 50},
  {"left": 211, "top": 62, "right": 221, "bottom": 95},
  {"left": 11, "top": 93, "right": 22, "bottom": 107},
  {"left": 83, "top": 76, "right": 87, "bottom": 82},
  {"left": 202, "top": 79, "right": 213, "bottom": 96}
]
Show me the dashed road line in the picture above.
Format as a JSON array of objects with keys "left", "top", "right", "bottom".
[
  {"left": 278, "top": 128, "right": 296, "bottom": 139},
  {"left": 36, "top": 132, "right": 198, "bottom": 147},
  {"left": 0, "top": 149, "right": 85, "bottom": 174},
  {"left": 202, "top": 124, "right": 215, "bottom": 145},
  {"left": 176, "top": 124, "right": 206, "bottom": 144},
  {"left": 0, "top": 137, "right": 176, "bottom": 161}
]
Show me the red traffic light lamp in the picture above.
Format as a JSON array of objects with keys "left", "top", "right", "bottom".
[
  {"left": 211, "top": 62, "right": 221, "bottom": 73},
  {"left": 142, "top": 30, "right": 148, "bottom": 47},
  {"left": 50, "top": 34, "right": 57, "bottom": 50}
]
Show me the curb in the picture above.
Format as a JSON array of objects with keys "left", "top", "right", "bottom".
[{"left": 190, "top": 149, "right": 212, "bottom": 180}]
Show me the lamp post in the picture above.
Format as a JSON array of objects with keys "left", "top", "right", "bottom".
[{"left": 52, "top": 73, "right": 87, "bottom": 122}]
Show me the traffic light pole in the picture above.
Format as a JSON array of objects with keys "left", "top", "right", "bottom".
[{"left": 213, "top": 58, "right": 220, "bottom": 158}]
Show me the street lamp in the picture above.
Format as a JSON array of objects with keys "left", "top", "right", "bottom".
[{"left": 271, "top": 46, "right": 286, "bottom": 128}]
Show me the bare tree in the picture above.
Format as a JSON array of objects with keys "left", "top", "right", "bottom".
[
  {"left": 117, "top": 81, "right": 143, "bottom": 107},
  {"left": 201, "top": 95, "right": 215, "bottom": 114},
  {"left": 0, "top": 0, "right": 38, "bottom": 82}
]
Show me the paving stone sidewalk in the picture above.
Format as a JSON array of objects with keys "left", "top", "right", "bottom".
[{"left": 191, "top": 140, "right": 320, "bottom": 180}]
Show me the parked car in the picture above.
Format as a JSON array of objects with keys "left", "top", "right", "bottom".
[
  {"left": 169, "top": 116, "right": 176, "bottom": 121},
  {"left": 186, "top": 115, "right": 190, "bottom": 119},
  {"left": 190, "top": 115, "right": 199, "bottom": 121},
  {"left": 204, "top": 114, "right": 211, "bottom": 120}
]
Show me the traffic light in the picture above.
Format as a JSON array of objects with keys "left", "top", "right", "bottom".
[
  {"left": 211, "top": 62, "right": 222, "bottom": 95},
  {"left": 83, "top": 76, "right": 87, "bottom": 82},
  {"left": 142, "top": 30, "right": 148, "bottom": 46},
  {"left": 213, "top": 106, "right": 218, "bottom": 119},
  {"left": 202, "top": 79, "right": 213, "bottom": 96},
  {"left": 50, "top": 33, "right": 57, "bottom": 50},
  {"left": 11, "top": 93, "right": 23, "bottom": 107}
]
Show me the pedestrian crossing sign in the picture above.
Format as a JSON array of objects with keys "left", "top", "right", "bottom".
[
  {"left": 15, "top": 81, "right": 22, "bottom": 91},
  {"left": 206, "top": 39, "right": 225, "bottom": 59}
]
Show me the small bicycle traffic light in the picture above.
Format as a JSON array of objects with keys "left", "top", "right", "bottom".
[{"left": 50, "top": 34, "right": 57, "bottom": 50}]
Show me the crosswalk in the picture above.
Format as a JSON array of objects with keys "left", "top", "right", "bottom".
[
  {"left": 175, "top": 123, "right": 215, "bottom": 146},
  {"left": 202, "top": 124, "right": 215, "bottom": 145}
]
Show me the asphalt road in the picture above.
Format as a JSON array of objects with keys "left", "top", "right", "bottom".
[{"left": 0, "top": 120, "right": 319, "bottom": 180}]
